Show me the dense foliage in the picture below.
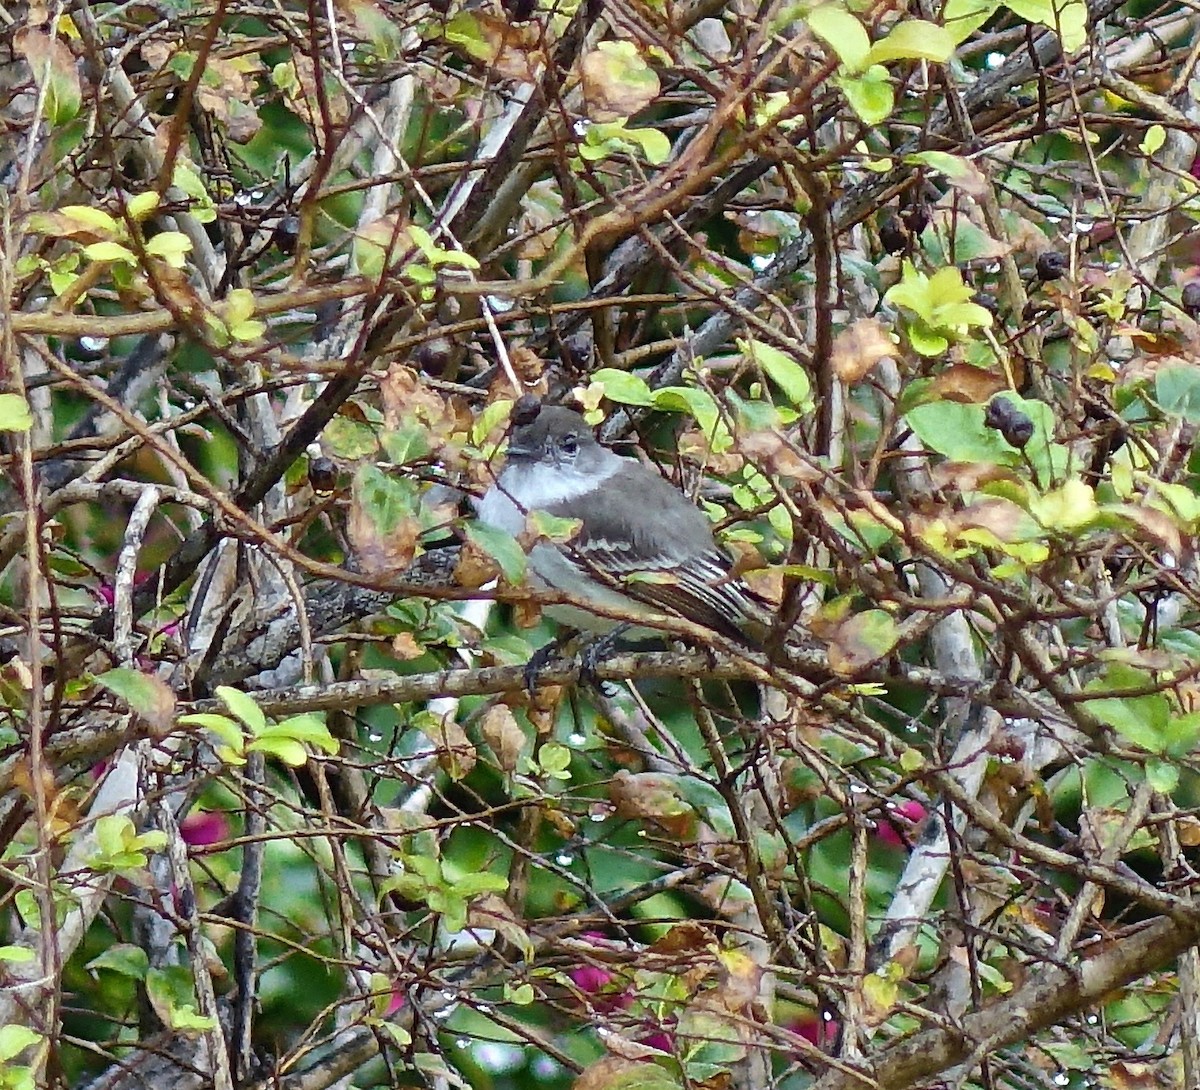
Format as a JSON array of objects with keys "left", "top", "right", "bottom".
[{"left": 4, "top": 0, "right": 1200, "bottom": 1087}]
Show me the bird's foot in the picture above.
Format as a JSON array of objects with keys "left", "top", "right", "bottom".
[
  {"left": 524, "top": 633, "right": 574, "bottom": 694},
  {"left": 578, "top": 625, "right": 631, "bottom": 697}
]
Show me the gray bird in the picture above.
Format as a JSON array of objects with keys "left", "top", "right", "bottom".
[{"left": 476, "top": 404, "right": 769, "bottom": 643}]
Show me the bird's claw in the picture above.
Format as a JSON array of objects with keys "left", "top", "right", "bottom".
[
  {"left": 524, "top": 639, "right": 567, "bottom": 694},
  {"left": 578, "top": 626, "right": 629, "bottom": 697}
]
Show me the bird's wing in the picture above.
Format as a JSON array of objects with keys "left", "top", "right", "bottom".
[
  {"left": 543, "top": 465, "right": 772, "bottom": 642},
  {"left": 569, "top": 536, "right": 769, "bottom": 642}
]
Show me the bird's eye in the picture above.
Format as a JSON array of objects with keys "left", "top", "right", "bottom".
[{"left": 559, "top": 434, "right": 579, "bottom": 455}]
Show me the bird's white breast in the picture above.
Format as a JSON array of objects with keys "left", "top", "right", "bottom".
[{"left": 475, "top": 457, "right": 621, "bottom": 536}]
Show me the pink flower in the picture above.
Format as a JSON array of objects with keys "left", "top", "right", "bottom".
[
  {"left": 874, "top": 800, "right": 928, "bottom": 849},
  {"left": 639, "top": 1029, "right": 673, "bottom": 1053},
  {"left": 180, "top": 811, "right": 229, "bottom": 847},
  {"left": 568, "top": 964, "right": 615, "bottom": 995},
  {"left": 789, "top": 1011, "right": 839, "bottom": 1049}
]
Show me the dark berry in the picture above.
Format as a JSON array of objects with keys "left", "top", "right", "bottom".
[
  {"left": 562, "top": 332, "right": 593, "bottom": 370},
  {"left": 502, "top": 0, "right": 535, "bottom": 20},
  {"left": 272, "top": 214, "right": 300, "bottom": 256},
  {"left": 984, "top": 397, "right": 1034, "bottom": 448},
  {"left": 308, "top": 456, "right": 338, "bottom": 492},
  {"left": 414, "top": 336, "right": 454, "bottom": 377},
  {"left": 879, "top": 216, "right": 908, "bottom": 255},
  {"left": 1035, "top": 251, "right": 1067, "bottom": 281},
  {"left": 900, "top": 203, "right": 930, "bottom": 236},
  {"left": 1182, "top": 281, "right": 1200, "bottom": 317}
]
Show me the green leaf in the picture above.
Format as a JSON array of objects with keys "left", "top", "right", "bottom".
[
  {"left": 527, "top": 512, "right": 581, "bottom": 547},
  {"left": 83, "top": 241, "right": 137, "bottom": 264},
  {"left": 1006, "top": 0, "right": 1087, "bottom": 51},
  {"left": 0, "top": 394, "right": 33, "bottom": 433},
  {"left": 624, "top": 127, "right": 671, "bottom": 164},
  {"left": 942, "top": 0, "right": 1001, "bottom": 41},
  {"left": 1083, "top": 665, "right": 1171, "bottom": 754},
  {"left": 15, "top": 28, "right": 81, "bottom": 125},
  {"left": 0, "top": 1025, "right": 40, "bottom": 1063},
  {"left": 836, "top": 67, "right": 894, "bottom": 125},
  {"left": 904, "top": 401, "right": 1015, "bottom": 463},
  {"left": 215, "top": 685, "right": 267, "bottom": 733},
  {"left": 145, "top": 232, "right": 193, "bottom": 268},
  {"left": 1147, "top": 758, "right": 1179, "bottom": 794},
  {"left": 0, "top": 945, "right": 35, "bottom": 964},
  {"left": 146, "top": 966, "right": 217, "bottom": 1032},
  {"left": 1141, "top": 124, "right": 1166, "bottom": 156},
  {"left": 86, "top": 943, "right": 150, "bottom": 979},
  {"left": 465, "top": 522, "right": 527, "bottom": 585},
  {"left": 865, "top": 20, "right": 955, "bottom": 65},
  {"left": 127, "top": 192, "right": 161, "bottom": 221},
  {"left": 177, "top": 713, "right": 245, "bottom": 756},
  {"left": 829, "top": 609, "right": 900, "bottom": 673},
  {"left": 95, "top": 668, "right": 176, "bottom": 728},
  {"left": 1155, "top": 366, "right": 1200, "bottom": 421},
  {"left": 1028, "top": 479, "right": 1099, "bottom": 532},
  {"left": 57, "top": 205, "right": 120, "bottom": 236},
  {"left": 1165, "top": 710, "right": 1200, "bottom": 759},
  {"left": 739, "top": 339, "right": 813, "bottom": 410},
  {"left": 504, "top": 981, "right": 535, "bottom": 1004},
  {"left": 592, "top": 367, "right": 656, "bottom": 406},
  {"left": 538, "top": 741, "right": 572, "bottom": 774},
  {"left": 245, "top": 735, "right": 308, "bottom": 766},
  {"left": 259, "top": 714, "right": 339, "bottom": 755},
  {"left": 807, "top": 5, "right": 871, "bottom": 72}
]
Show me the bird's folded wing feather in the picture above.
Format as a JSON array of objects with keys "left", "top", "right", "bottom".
[
  {"left": 571, "top": 537, "right": 768, "bottom": 641},
  {"left": 543, "top": 467, "right": 772, "bottom": 641}
]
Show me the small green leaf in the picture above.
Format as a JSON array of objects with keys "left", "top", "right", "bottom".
[
  {"left": 942, "top": 0, "right": 1001, "bottom": 41},
  {"left": 538, "top": 741, "right": 572, "bottom": 774},
  {"left": 592, "top": 367, "right": 655, "bottom": 406},
  {"left": 262, "top": 713, "right": 340, "bottom": 755},
  {"left": 837, "top": 66, "right": 894, "bottom": 124},
  {"left": 145, "top": 232, "right": 193, "bottom": 268},
  {"left": 624, "top": 127, "right": 671, "bottom": 164},
  {"left": 1141, "top": 124, "right": 1166, "bottom": 156},
  {"left": 465, "top": 523, "right": 527, "bottom": 585},
  {"left": 907, "top": 403, "right": 1012, "bottom": 465},
  {"left": 1083, "top": 665, "right": 1171, "bottom": 754},
  {"left": 127, "top": 192, "right": 161, "bottom": 221},
  {"left": 740, "top": 339, "right": 813, "bottom": 410},
  {"left": 865, "top": 20, "right": 955, "bottom": 65},
  {"left": 58, "top": 205, "right": 120, "bottom": 236},
  {"left": 0, "top": 945, "right": 35, "bottom": 964},
  {"left": 15, "top": 28, "right": 81, "bottom": 125},
  {"left": 245, "top": 735, "right": 308, "bottom": 766},
  {"left": 1028, "top": 479, "right": 1099, "bottom": 532},
  {"left": 504, "top": 981, "right": 536, "bottom": 1005},
  {"left": 177, "top": 713, "right": 244, "bottom": 754},
  {"left": 0, "top": 394, "right": 33, "bottom": 433},
  {"left": 86, "top": 944, "right": 150, "bottom": 979},
  {"left": 1155, "top": 366, "right": 1200, "bottom": 421},
  {"left": 83, "top": 241, "right": 137, "bottom": 264},
  {"left": 215, "top": 686, "right": 267, "bottom": 733},
  {"left": 1147, "top": 758, "right": 1179, "bottom": 794},
  {"left": 95, "top": 668, "right": 176, "bottom": 729},
  {"left": 0, "top": 1025, "right": 40, "bottom": 1063},
  {"left": 807, "top": 5, "right": 871, "bottom": 71}
]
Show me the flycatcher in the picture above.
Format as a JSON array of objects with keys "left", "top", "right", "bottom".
[{"left": 477, "top": 403, "right": 768, "bottom": 643}]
